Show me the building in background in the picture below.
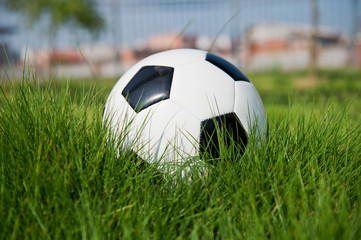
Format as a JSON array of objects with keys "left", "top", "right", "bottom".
[
  {"left": 1, "top": 0, "right": 360, "bottom": 78},
  {"left": 239, "top": 22, "right": 349, "bottom": 71}
]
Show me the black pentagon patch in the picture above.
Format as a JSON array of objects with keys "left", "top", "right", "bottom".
[
  {"left": 200, "top": 113, "right": 248, "bottom": 162},
  {"left": 206, "top": 53, "right": 249, "bottom": 82},
  {"left": 122, "top": 65, "right": 174, "bottom": 112}
]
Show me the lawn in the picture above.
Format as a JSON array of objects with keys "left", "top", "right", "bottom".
[{"left": 1, "top": 68, "right": 360, "bottom": 239}]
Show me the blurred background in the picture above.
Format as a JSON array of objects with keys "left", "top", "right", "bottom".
[{"left": 0, "top": 0, "right": 360, "bottom": 78}]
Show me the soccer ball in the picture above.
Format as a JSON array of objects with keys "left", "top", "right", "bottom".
[{"left": 103, "top": 49, "right": 266, "bottom": 171}]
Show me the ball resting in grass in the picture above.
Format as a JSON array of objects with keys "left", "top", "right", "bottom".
[{"left": 103, "top": 49, "right": 267, "bottom": 178}]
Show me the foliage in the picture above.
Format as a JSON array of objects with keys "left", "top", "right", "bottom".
[
  {"left": 4, "top": 0, "right": 104, "bottom": 34},
  {"left": 0, "top": 69, "right": 360, "bottom": 239}
]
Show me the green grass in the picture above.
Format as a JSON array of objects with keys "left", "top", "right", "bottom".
[{"left": 1, "top": 69, "right": 361, "bottom": 239}]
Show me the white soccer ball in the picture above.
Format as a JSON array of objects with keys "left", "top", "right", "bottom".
[{"left": 103, "top": 49, "right": 266, "bottom": 172}]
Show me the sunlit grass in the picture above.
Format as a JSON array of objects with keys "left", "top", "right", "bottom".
[{"left": 0, "top": 69, "right": 360, "bottom": 239}]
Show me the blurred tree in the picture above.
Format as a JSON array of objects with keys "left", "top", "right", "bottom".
[{"left": 4, "top": 0, "right": 104, "bottom": 46}]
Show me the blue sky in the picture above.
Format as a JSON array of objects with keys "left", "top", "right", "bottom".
[{"left": 0, "top": 0, "right": 359, "bottom": 54}]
